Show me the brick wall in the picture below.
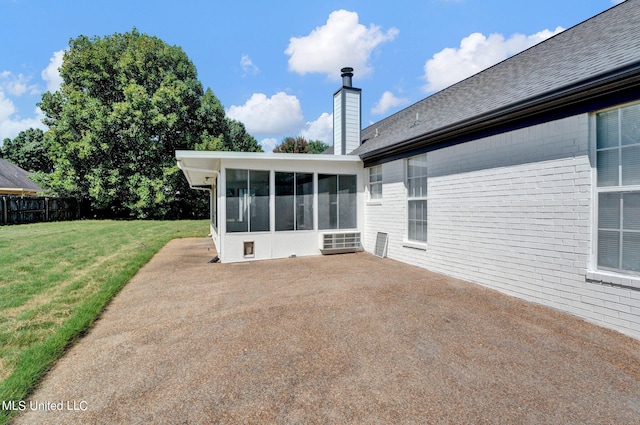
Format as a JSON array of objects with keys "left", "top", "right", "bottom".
[{"left": 364, "top": 114, "right": 640, "bottom": 339}]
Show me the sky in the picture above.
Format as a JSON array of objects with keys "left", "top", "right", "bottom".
[{"left": 0, "top": 0, "right": 626, "bottom": 152}]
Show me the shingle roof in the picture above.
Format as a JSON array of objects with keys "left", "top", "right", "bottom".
[
  {"left": 0, "top": 158, "right": 43, "bottom": 193},
  {"left": 352, "top": 0, "right": 640, "bottom": 159}
]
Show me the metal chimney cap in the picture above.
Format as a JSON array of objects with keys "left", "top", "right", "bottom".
[
  {"left": 340, "top": 67, "right": 354, "bottom": 75},
  {"left": 341, "top": 67, "right": 354, "bottom": 87}
]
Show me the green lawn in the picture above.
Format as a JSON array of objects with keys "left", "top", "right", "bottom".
[{"left": 0, "top": 220, "right": 208, "bottom": 423}]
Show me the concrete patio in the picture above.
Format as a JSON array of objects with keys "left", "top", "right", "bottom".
[{"left": 13, "top": 238, "right": 640, "bottom": 424}]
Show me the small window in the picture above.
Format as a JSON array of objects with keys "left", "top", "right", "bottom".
[
  {"left": 407, "top": 155, "right": 427, "bottom": 243},
  {"left": 369, "top": 165, "right": 382, "bottom": 200}
]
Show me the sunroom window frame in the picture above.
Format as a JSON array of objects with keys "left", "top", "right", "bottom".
[
  {"left": 274, "top": 171, "right": 314, "bottom": 232},
  {"left": 225, "top": 168, "right": 270, "bottom": 234}
]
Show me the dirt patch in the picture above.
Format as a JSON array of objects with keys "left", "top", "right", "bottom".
[{"left": 13, "top": 238, "right": 640, "bottom": 424}]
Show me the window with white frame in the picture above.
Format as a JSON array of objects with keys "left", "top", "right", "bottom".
[
  {"left": 407, "top": 154, "right": 428, "bottom": 243},
  {"left": 596, "top": 103, "right": 640, "bottom": 273},
  {"left": 369, "top": 165, "right": 382, "bottom": 200}
]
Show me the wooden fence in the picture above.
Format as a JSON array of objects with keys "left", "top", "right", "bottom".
[{"left": 0, "top": 196, "right": 79, "bottom": 225}]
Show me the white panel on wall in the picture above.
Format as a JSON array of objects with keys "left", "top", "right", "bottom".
[
  {"left": 333, "top": 93, "right": 342, "bottom": 155},
  {"left": 345, "top": 91, "right": 361, "bottom": 154}
]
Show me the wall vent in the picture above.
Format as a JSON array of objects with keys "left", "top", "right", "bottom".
[
  {"left": 321, "top": 232, "right": 361, "bottom": 254},
  {"left": 374, "top": 232, "right": 388, "bottom": 258}
]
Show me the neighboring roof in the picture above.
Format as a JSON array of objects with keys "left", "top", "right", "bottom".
[
  {"left": 0, "top": 158, "right": 43, "bottom": 195},
  {"left": 353, "top": 0, "right": 640, "bottom": 164},
  {"left": 321, "top": 145, "right": 334, "bottom": 155}
]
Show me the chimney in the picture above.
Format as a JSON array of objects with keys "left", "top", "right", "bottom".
[{"left": 333, "top": 67, "right": 361, "bottom": 155}]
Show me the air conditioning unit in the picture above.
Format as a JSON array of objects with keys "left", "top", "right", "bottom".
[{"left": 320, "top": 232, "right": 361, "bottom": 254}]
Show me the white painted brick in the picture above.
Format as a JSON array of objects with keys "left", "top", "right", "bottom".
[
  {"left": 604, "top": 300, "right": 632, "bottom": 314},
  {"left": 596, "top": 291, "right": 621, "bottom": 303},
  {"left": 593, "top": 305, "right": 619, "bottom": 318},
  {"left": 575, "top": 286, "right": 597, "bottom": 298},
  {"left": 602, "top": 315, "right": 631, "bottom": 329},
  {"left": 580, "top": 295, "right": 605, "bottom": 307},
  {"left": 619, "top": 311, "right": 640, "bottom": 325},
  {"left": 364, "top": 113, "right": 640, "bottom": 339}
]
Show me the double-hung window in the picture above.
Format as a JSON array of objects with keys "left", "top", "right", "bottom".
[
  {"left": 369, "top": 165, "right": 382, "bottom": 200},
  {"left": 596, "top": 103, "right": 640, "bottom": 273},
  {"left": 407, "top": 154, "right": 428, "bottom": 243}
]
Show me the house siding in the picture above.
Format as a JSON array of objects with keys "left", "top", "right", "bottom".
[
  {"left": 344, "top": 91, "right": 361, "bottom": 155},
  {"left": 333, "top": 95, "right": 343, "bottom": 155},
  {"left": 364, "top": 114, "right": 640, "bottom": 339}
]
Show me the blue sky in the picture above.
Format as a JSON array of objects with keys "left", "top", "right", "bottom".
[{"left": 0, "top": 0, "right": 624, "bottom": 151}]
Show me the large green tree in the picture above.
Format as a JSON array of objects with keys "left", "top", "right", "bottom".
[
  {"left": 192, "top": 88, "right": 260, "bottom": 153},
  {"left": 1, "top": 128, "right": 53, "bottom": 173},
  {"left": 37, "top": 29, "right": 260, "bottom": 218}
]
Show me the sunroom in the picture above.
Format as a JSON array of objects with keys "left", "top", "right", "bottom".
[{"left": 176, "top": 150, "right": 364, "bottom": 263}]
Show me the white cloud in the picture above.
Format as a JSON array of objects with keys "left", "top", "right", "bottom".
[
  {"left": 42, "top": 50, "right": 64, "bottom": 93},
  {"left": 0, "top": 91, "right": 17, "bottom": 122},
  {"left": 285, "top": 9, "right": 398, "bottom": 79},
  {"left": 258, "top": 112, "right": 333, "bottom": 152},
  {"left": 0, "top": 70, "right": 48, "bottom": 141},
  {"left": 226, "top": 92, "right": 304, "bottom": 135},
  {"left": 2, "top": 74, "right": 27, "bottom": 96},
  {"left": 612, "top": 0, "right": 625, "bottom": 4},
  {"left": 259, "top": 137, "right": 279, "bottom": 152},
  {"left": 423, "top": 27, "right": 564, "bottom": 93},
  {"left": 371, "top": 91, "right": 409, "bottom": 115},
  {"left": 0, "top": 91, "right": 46, "bottom": 141},
  {"left": 0, "top": 71, "right": 38, "bottom": 97},
  {"left": 0, "top": 50, "right": 66, "bottom": 142},
  {"left": 300, "top": 112, "right": 333, "bottom": 145},
  {"left": 240, "top": 54, "right": 259, "bottom": 76}
]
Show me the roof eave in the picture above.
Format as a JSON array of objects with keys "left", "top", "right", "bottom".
[
  {"left": 0, "top": 188, "right": 42, "bottom": 196},
  {"left": 360, "top": 61, "right": 640, "bottom": 166},
  {"left": 176, "top": 150, "right": 361, "bottom": 163}
]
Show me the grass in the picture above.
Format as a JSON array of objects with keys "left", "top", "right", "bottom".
[{"left": 0, "top": 219, "right": 208, "bottom": 424}]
